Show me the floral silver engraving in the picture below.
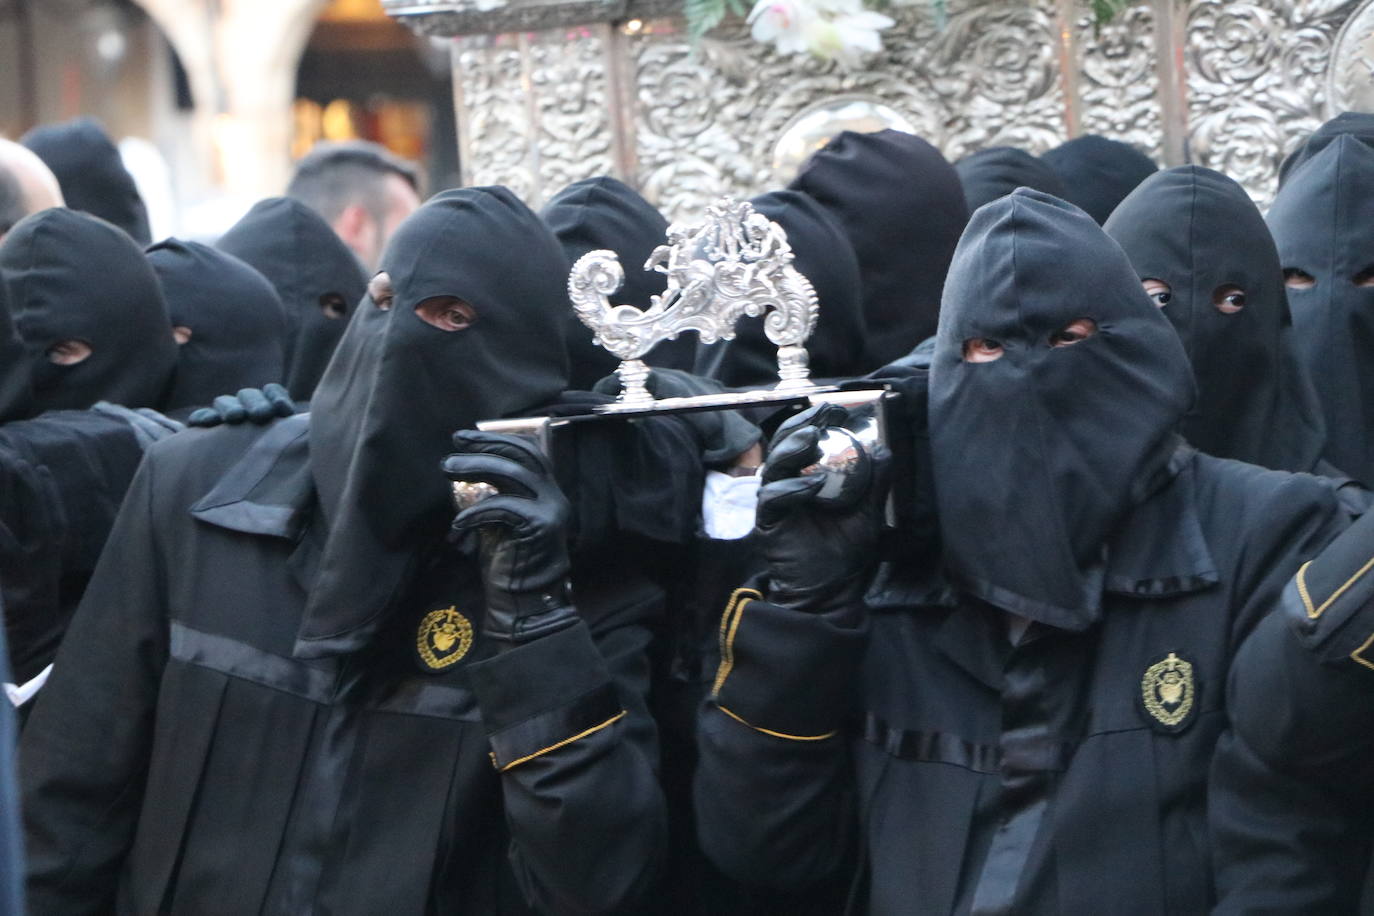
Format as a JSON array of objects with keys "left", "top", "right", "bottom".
[
  {"left": 568, "top": 197, "right": 820, "bottom": 404},
  {"left": 397, "top": 0, "right": 1374, "bottom": 218},
  {"left": 1187, "top": 0, "right": 1358, "bottom": 206}
]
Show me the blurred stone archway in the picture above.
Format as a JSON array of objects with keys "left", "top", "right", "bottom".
[{"left": 130, "top": 0, "right": 329, "bottom": 199}]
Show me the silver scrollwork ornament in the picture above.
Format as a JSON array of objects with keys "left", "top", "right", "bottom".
[{"left": 568, "top": 197, "right": 820, "bottom": 405}]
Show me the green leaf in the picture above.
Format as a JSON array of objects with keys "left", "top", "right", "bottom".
[
  {"left": 1090, "top": 0, "right": 1131, "bottom": 32},
  {"left": 685, "top": 0, "right": 728, "bottom": 42},
  {"left": 930, "top": 0, "right": 947, "bottom": 29}
]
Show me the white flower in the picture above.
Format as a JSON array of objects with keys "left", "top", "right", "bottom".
[
  {"left": 748, "top": 0, "right": 892, "bottom": 66},
  {"left": 804, "top": 7, "right": 893, "bottom": 66},
  {"left": 747, "top": 0, "right": 818, "bottom": 55}
]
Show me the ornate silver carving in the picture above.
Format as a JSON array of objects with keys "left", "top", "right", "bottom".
[
  {"left": 568, "top": 197, "right": 819, "bottom": 404},
  {"left": 400, "top": 0, "right": 1374, "bottom": 220},
  {"left": 385, "top": 0, "right": 626, "bottom": 37},
  {"left": 1329, "top": 0, "right": 1374, "bottom": 115},
  {"left": 1186, "top": 0, "right": 1357, "bottom": 205},
  {"left": 1077, "top": 3, "right": 1164, "bottom": 160},
  {"left": 627, "top": 2, "right": 1069, "bottom": 220}
]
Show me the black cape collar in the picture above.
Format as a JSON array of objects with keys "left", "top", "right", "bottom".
[
  {"left": 189, "top": 414, "right": 314, "bottom": 541},
  {"left": 932, "top": 442, "right": 1215, "bottom": 691},
  {"left": 1101, "top": 441, "right": 1219, "bottom": 598}
]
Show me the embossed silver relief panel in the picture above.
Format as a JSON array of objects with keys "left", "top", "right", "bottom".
[
  {"left": 626, "top": 1, "right": 1071, "bottom": 220},
  {"left": 1077, "top": 2, "right": 1164, "bottom": 161},
  {"left": 1186, "top": 0, "right": 1357, "bottom": 206},
  {"left": 437, "top": 0, "right": 1374, "bottom": 219},
  {"left": 453, "top": 27, "right": 617, "bottom": 207}
]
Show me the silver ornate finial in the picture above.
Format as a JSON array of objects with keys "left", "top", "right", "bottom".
[{"left": 567, "top": 197, "right": 820, "bottom": 405}]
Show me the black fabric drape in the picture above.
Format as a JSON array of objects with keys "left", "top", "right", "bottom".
[
  {"left": 0, "top": 208, "right": 175, "bottom": 413},
  {"left": 929, "top": 188, "right": 1193, "bottom": 630},
  {"left": 303, "top": 187, "right": 571, "bottom": 657},
  {"left": 956, "top": 147, "right": 1066, "bottom": 214},
  {"left": 1039, "top": 135, "right": 1158, "bottom": 225},
  {"left": 789, "top": 129, "right": 969, "bottom": 368},
  {"left": 216, "top": 197, "right": 368, "bottom": 401},
  {"left": 1105, "top": 165, "right": 1326, "bottom": 473},
  {"left": 20, "top": 118, "right": 151, "bottom": 245},
  {"left": 147, "top": 239, "right": 288, "bottom": 411},
  {"left": 1267, "top": 135, "right": 1374, "bottom": 484}
]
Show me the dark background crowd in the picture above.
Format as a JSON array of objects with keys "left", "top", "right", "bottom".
[{"left": 0, "top": 109, "right": 1373, "bottom": 914}]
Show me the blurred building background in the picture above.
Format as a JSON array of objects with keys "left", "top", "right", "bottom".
[{"left": 0, "top": 0, "right": 457, "bottom": 239}]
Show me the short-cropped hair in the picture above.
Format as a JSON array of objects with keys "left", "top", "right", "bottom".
[{"left": 286, "top": 140, "right": 421, "bottom": 226}]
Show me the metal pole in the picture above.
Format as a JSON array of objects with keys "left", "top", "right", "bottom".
[
  {"left": 1152, "top": 0, "right": 1188, "bottom": 165},
  {"left": 1054, "top": 0, "right": 1082, "bottom": 138}
]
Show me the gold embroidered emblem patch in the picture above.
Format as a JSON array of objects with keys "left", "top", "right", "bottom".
[
  {"left": 1141, "top": 652, "right": 1195, "bottom": 730},
  {"left": 416, "top": 606, "right": 473, "bottom": 672}
]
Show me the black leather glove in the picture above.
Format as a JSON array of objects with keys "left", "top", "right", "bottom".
[
  {"left": 756, "top": 403, "right": 890, "bottom": 613},
  {"left": 442, "top": 430, "right": 577, "bottom": 650},
  {"left": 187, "top": 383, "right": 297, "bottom": 427},
  {"left": 594, "top": 367, "right": 761, "bottom": 467}
]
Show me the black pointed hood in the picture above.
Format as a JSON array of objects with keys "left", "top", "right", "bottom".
[
  {"left": 789, "top": 129, "right": 969, "bottom": 368},
  {"left": 0, "top": 272, "right": 32, "bottom": 422},
  {"left": 20, "top": 118, "right": 150, "bottom": 245},
  {"left": 146, "top": 239, "right": 288, "bottom": 411},
  {"left": 216, "top": 197, "right": 368, "bottom": 401},
  {"left": 1104, "top": 165, "right": 1325, "bottom": 473},
  {"left": 955, "top": 146, "right": 1067, "bottom": 212},
  {"left": 1267, "top": 135, "right": 1374, "bottom": 481},
  {"left": 929, "top": 189, "right": 1193, "bottom": 630},
  {"left": 541, "top": 176, "right": 695, "bottom": 389},
  {"left": 1040, "top": 135, "right": 1158, "bottom": 225},
  {"left": 693, "top": 189, "right": 865, "bottom": 388},
  {"left": 0, "top": 208, "right": 175, "bottom": 412},
  {"left": 299, "top": 186, "right": 570, "bottom": 657},
  {"left": 1278, "top": 111, "right": 1374, "bottom": 188}
]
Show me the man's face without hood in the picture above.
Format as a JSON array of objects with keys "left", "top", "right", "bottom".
[{"left": 333, "top": 173, "right": 421, "bottom": 272}]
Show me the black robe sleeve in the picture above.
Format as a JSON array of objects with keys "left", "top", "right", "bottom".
[
  {"left": 19, "top": 451, "right": 169, "bottom": 915},
  {"left": 1212, "top": 500, "right": 1374, "bottom": 913},
  {"left": 465, "top": 571, "right": 667, "bottom": 914},
  {"left": 692, "top": 584, "right": 868, "bottom": 889}
]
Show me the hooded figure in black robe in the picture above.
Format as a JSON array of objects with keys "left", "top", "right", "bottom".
[
  {"left": 955, "top": 146, "right": 1067, "bottom": 213},
  {"left": 146, "top": 239, "right": 287, "bottom": 413},
  {"left": 1266, "top": 135, "right": 1374, "bottom": 484},
  {"left": 0, "top": 208, "right": 175, "bottom": 415},
  {"left": 1104, "top": 165, "right": 1328, "bottom": 474},
  {"left": 216, "top": 197, "right": 368, "bottom": 401},
  {"left": 789, "top": 129, "right": 968, "bottom": 368},
  {"left": 0, "top": 254, "right": 178, "bottom": 707},
  {"left": 692, "top": 189, "right": 865, "bottom": 389},
  {"left": 541, "top": 176, "right": 696, "bottom": 390},
  {"left": 694, "top": 188, "right": 1347, "bottom": 914},
  {"left": 20, "top": 186, "right": 673, "bottom": 914},
  {"left": 1278, "top": 111, "right": 1374, "bottom": 188},
  {"left": 20, "top": 118, "right": 151, "bottom": 245},
  {"left": 1040, "top": 134, "right": 1158, "bottom": 225},
  {"left": 1211, "top": 507, "right": 1374, "bottom": 913}
]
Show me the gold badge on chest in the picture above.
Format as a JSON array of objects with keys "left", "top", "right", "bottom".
[
  {"left": 416, "top": 606, "right": 474, "bottom": 672},
  {"left": 1140, "top": 652, "right": 1196, "bottom": 732}
]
